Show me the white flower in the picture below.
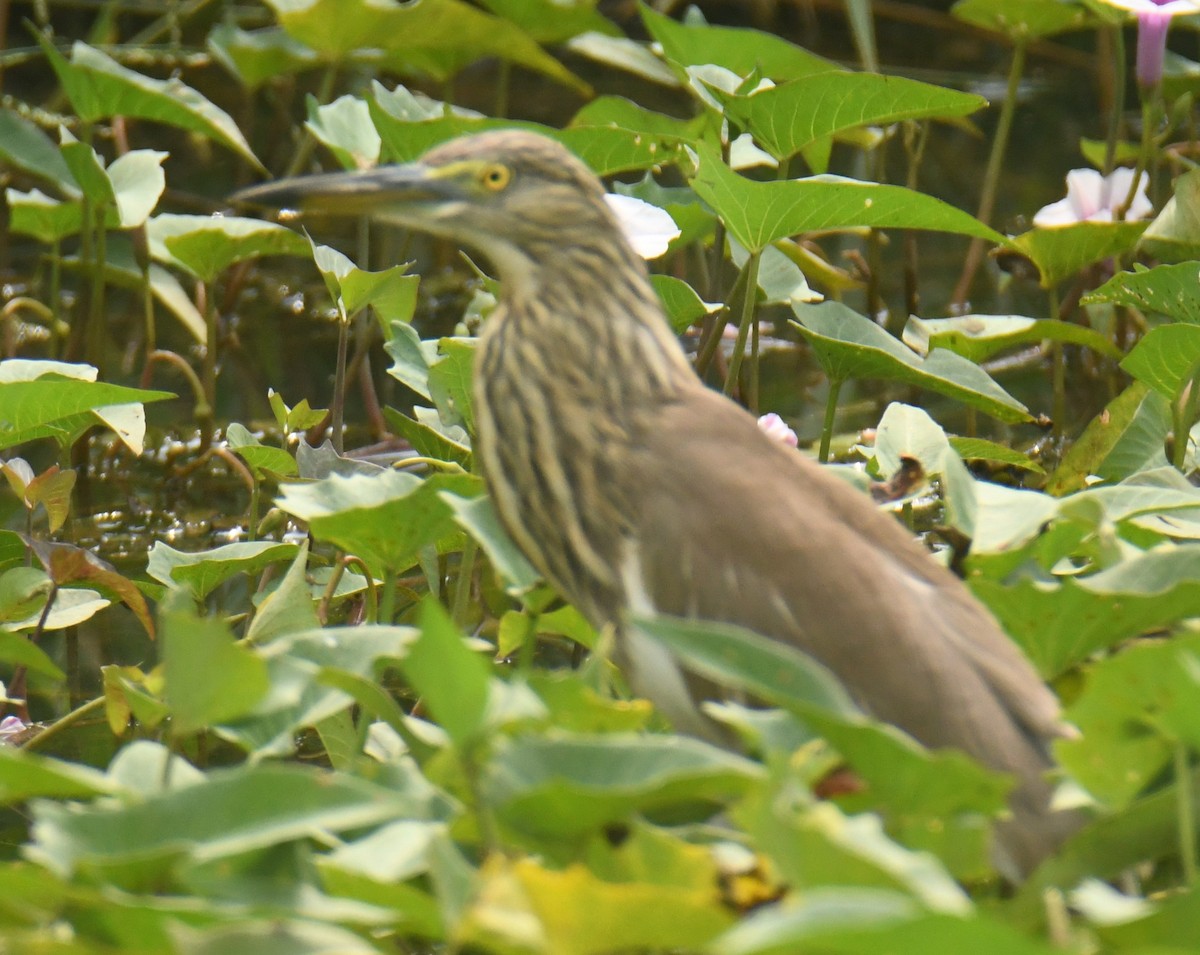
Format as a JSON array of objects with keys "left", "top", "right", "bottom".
[
  {"left": 604, "top": 194, "right": 680, "bottom": 259},
  {"left": 1099, "top": 0, "right": 1200, "bottom": 14},
  {"left": 1033, "top": 168, "right": 1153, "bottom": 227},
  {"left": 758, "top": 412, "right": 798, "bottom": 448}
]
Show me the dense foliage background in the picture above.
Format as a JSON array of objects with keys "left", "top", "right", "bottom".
[{"left": 4, "top": 0, "right": 1200, "bottom": 951}]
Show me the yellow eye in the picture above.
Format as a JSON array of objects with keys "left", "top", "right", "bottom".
[{"left": 480, "top": 163, "right": 512, "bottom": 191}]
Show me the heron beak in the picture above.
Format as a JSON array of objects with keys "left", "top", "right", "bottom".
[{"left": 232, "top": 163, "right": 460, "bottom": 222}]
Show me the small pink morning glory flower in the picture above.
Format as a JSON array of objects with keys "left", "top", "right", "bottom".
[
  {"left": 1101, "top": 0, "right": 1200, "bottom": 87},
  {"left": 1033, "top": 167, "right": 1153, "bottom": 227},
  {"left": 758, "top": 412, "right": 799, "bottom": 447}
]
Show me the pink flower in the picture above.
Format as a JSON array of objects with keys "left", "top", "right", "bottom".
[
  {"left": 0, "top": 716, "right": 27, "bottom": 745},
  {"left": 1100, "top": 0, "right": 1200, "bottom": 87},
  {"left": 1033, "top": 168, "right": 1153, "bottom": 227},
  {"left": 758, "top": 412, "right": 798, "bottom": 447}
]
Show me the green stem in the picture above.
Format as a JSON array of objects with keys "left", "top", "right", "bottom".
[
  {"left": 23, "top": 695, "right": 105, "bottom": 752},
  {"left": 1103, "top": 25, "right": 1126, "bottom": 175},
  {"left": 1171, "top": 368, "right": 1199, "bottom": 472},
  {"left": 450, "top": 537, "right": 478, "bottom": 629},
  {"left": 142, "top": 264, "right": 156, "bottom": 356},
  {"left": 1119, "top": 92, "right": 1159, "bottom": 219},
  {"left": 200, "top": 282, "right": 217, "bottom": 451},
  {"left": 723, "top": 250, "right": 761, "bottom": 399},
  {"left": 281, "top": 65, "right": 338, "bottom": 178},
  {"left": 380, "top": 567, "right": 398, "bottom": 625},
  {"left": 1176, "top": 742, "right": 1197, "bottom": 885},
  {"left": 331, "top": 306, "right": 349, "bottom": 454},
  {"left": 1049, "top": 285, "right": 1064, "bottom": 444},
  {"left": 818, "top": 377, "right": 845, "bottom": 464},
  {"left": 694, "top": 252, "right": 750, "bottom": 378},
  {"left": 87, "top": 204, "right": 107, "bottom": 371},
  {"left": 48, "top": 238, "right": 62, "bottom": 357},
  {"left": 950, "top": 39, "right": 1027, "bottom": 310},
  {"left": 396, "top": 457, "right": 468, "bottom": 474}
]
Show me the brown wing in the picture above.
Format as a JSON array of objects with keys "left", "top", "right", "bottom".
[{"left": 625, "top": 384, "right": 1075, "bottom": 875}]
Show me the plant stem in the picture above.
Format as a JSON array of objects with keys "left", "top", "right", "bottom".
[
  {"left": 380, "top": 567, "right": 398, "bottom": 625},
  {"left": 950, "top": 39, "right": 1028, "bottom": 310},
  {"left": 723, "top": 250, "right": 761, "bottom": 400},
  {"left": 818, "top": 377, "right": 844, "bottom": 464},
  {"left": 1103, "top": 25, "right": 1126, "bottom": 175},
  {"left": 694, "top": 250, "right": 751, "bottom": 378},
  {"left": 331, "top": 305, "right": 349, "bottom": 454},
  {"left": 23, "top": 694, "right": 105, "bottom": 752},
  {"left": 450, "top": 538, "right": 477, "bottom": 629},
  {"left": 1177, "top": 742, "right": 1197, "bottom": 885},
  {"left": 1119, "top": 93, "right": 1159, "bottom": 219},
  {"left": 200, "top": 282, "right": 217, "bottom": 450},
  {"left": 1049, "top": 286, "right": 1065, "bottom": 444}
]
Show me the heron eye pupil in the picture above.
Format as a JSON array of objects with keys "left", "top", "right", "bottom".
[{"left": 483, "top": 165, "right": 509, "bottom": 190}]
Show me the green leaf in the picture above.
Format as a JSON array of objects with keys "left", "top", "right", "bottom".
[
  {"left": 146, "top": 541, "right": 299, "bottom": 599},
  {"left": 0, "top": 373, "right": 173, "bottom": 451},
  {"left": 206, "top": 22, "right": 320, "bottom": 89},
  {"left": 57, "top": 130, "right": 115, "bottom": 206},
  {"left": 167, "top": 921, "right": 383, "bottom": 955},
  {"left": 309, "top": 239, "right": 418, "bottom": 326},
  {"left": 634, "top": 615, "right": 859, "bottom": 719},
  {"left": 370, "top": 82, "right": 542, "bottom": 164},
  {"left": 246, "top": 542, "right": 319, "bottom": 644},
  {"left": 1045, "top": 383, "right": 1170, "bottom": 493},
  {"left": 6, "top": 188, "right": 84, "bottom": 242},
  {"left": 714, "top": 901, "right": 1060, "bottom": 955},
  {"left": 384, "top": 320, "right": 437, "bottom": 400},
  {"left": 650, "top": 274, "right": 719, "bottom": 334},
  {"left": 38, "top": 37, "right": 261, "bottom": 168},
  {"left": 792, "top": 301, "right": 1031, "bottom": 423},
  {"left": 382, "top": 407, "right": 471, "bottom": 469},
  {"left": 147, "top": 214, "right": 310, "bottom": 284},
  {"left": 226, "top": 423, "right": 299, "bottom": 479},
  {"left": 221, "top": 626, "right": 421, "bottom": 756},
  {"left": 0, "top": 109, "right": 77, "bottom": 194},
  {"left": 476, "top": 0, "right": 619, "bottom": 44},
  {"left": 1139, "top": 168, "right": 1200, "bottom": 262},
  {"left": 1057, "top": 634, "right": 1200, "bottom": 806},
  {"left": 305, "top": 93, "right": 381, "bottom": 170},
  {"left": 484, "top": 733, "right": 764, "bottom": 838},
  {"left": 276, "top": 470, "right": 482, "bottom": 576},
  {"left": 401, "top": 599, "right": 491, "bottom": 747},
  {"left": 27, "top": 762, "right": 416, "bottom": 877},
  {"left": 161, "top": 597, "right": 270, "bottom": 735},
  {"left": 709, "top": 888, "right": 918, "bottom": 955},
  {"left": 904, "top": 314, "right": 1122, "bottom": 363},
  {"left": 264, "top": 0, "right": 587, "bottom": 91},
  {"left": 691, "top": 143, "right": 1005, "bottom": 254},
  {"left": 716, "top": 72, "right": 985, "bottom": 164},
  {"left": 0, "top": 630, "right": 63, "bottom": 679},
  {"left": 428, "top": 338, "right": 476, "bottom": 434},
  {"left": 951, "top": 0, "right": 1094, "bottom": 40},
  {"left": 736, "top": 784, "right": 973, "bottom": 912},
  {"left": 975, "top": 547, "right": 1200, "bottom": 678},
  {"left": 1009, "top": 221, "right": 1147, "bottom": 288},
  {"left": 440, "top": 490, "right": 541, "bottom": 595},
  {"left": 640, "top": 5, "right": 836, "bottom": 81},
  {"left": 949, "top": 437, "right": 1044, "bottom": 474},
  {"left": 1083, "top": 261, "right": 1200, "bottom": 324},
  {"left": 0, "top": 565, "right": 52, "bottom": 622},
  {"left": 1120, "top": 323, "right": 1200, "bottom": 400},
  {"left": 0, "top": 746, "right": 111, "bottom": 805}
]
